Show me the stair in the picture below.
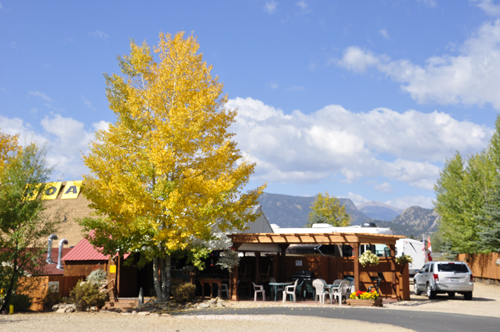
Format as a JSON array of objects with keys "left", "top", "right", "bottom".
[{"left": 103, "top": 298, "right": 139, "bottom": 311}]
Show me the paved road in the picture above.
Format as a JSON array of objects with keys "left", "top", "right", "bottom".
[{"left": 179, "top": 307, "right": 500, "bottom": 332}]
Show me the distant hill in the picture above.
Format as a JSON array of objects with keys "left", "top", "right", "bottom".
[
  {"left": 257, "top": 193, "right": 439, "bottom": 237},
  {"left": 375, "top": 206, "right": 439, "bottom": 238},
  {"left": 357, "top": 201, "right": 403, "bottom": 221},
  {"left": 257, "top": 192, "right": 370, "bottom": 228}
]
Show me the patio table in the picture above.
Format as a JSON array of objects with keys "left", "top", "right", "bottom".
[
  {"left": 269, "top": 282, "right": 293, "bottom": 301},
  {"left": 324, "top": 284, "right": 339, "bottom": 304}
]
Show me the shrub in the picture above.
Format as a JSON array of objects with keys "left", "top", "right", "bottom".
[
  {"left": 42, "top": 290, "right": 61, "bottom": 311},
  {"left": 7, "top": 293, "right": 33, "bottom": 311},
  {"left": 172, "top": 283, "right": 196, "bottom": 303},
  {"left": 68, "top": 279, "right": 108, "bottom": 311},
  {"left": 86, "top": 269, "right": 108, "bottom": 286}
]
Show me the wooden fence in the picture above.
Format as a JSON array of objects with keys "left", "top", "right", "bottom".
[
  {"left": 457, "top": 253, "right": 500, "bottom": 281},
  {"left": 18, "top": 275, "right": 85, "bottom": 311}
]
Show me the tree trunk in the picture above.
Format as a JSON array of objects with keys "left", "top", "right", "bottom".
[
  {"left": 162, "top": 255, "right": 171, "bottom": 302},
  {"left": 152, "top": 257, "right": 163, "bottom": 301},
  {"left": 1, "top": 255, "right": 18, "bottom": 311}
]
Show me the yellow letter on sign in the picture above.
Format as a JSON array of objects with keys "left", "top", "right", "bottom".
[
  {"left": 41, "top": 182, "right": 62, "bottom": 200},
  {"left": 61, "top": 181, "right": 82, "bottom": 199},
  {"left": 109, "top": 265, "right": 116, "bottom": 273}
]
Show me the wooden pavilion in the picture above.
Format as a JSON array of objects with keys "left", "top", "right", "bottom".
[{"left": 228, "top": 232, "right": 409, "bottom": 301}]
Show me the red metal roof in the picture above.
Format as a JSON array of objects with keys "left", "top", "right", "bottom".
[
  {"left": 62, "top": 237, "right": 129, "bottom": 261},
  {"left": 38, "top": 248, "right": 73, "bottom": 275}
]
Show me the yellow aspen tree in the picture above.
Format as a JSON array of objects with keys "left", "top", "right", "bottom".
[
  {"left": 306, "top": 192, "right": 351, "bottom": 227},
  {"left": 81, "top": 32, "right": 265, "bottom": 301}
]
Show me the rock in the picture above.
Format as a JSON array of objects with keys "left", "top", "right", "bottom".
[
  {"left": 52, "top": 304, "right": 59, "bottom": 311},
  {"left": 137, "top": 311, "right": 150, "bottom": 316},
  {"left": 161, "top": 313, "right": 172, "bottom": 318},
  {"left": 121, "top": 312, "right": 131, "bottom": 315},
  {"left": 150, "top": 313, "right": 161, "bottom": 317},
  {"left": 198, "top": 303, "right": 210, "bottom": 309},
  {"left": 55, "top": 304, "right": 77, "bottom": 313},
  {"left": 131, "top": 311, "right": 137, "bottom": 315},
  {"left": 65, "top": 306, "right": 76, "bottom": 313},
  {"left": 89, "top": 306, "right": 98, "bottom": 312}
]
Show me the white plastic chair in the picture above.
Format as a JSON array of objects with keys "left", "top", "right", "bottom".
[
  {"left": 282, "top": 279, "right": 299, "bottom": 303},
  {"left": 252, "top": 282, "right": 266, "bottom": 301},
  {"left": 333, "top": 280, "right": 350, "bottom": 306},
  {"left": 219, "top": 283, "right": 229, "bottom": 299},
  {"left": 313, "top": 279, "right": 332, "bottom": 304}
]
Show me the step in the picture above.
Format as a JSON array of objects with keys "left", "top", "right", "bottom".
[{"left": 104, "top": 298, "right": 139, "bottom": 309}]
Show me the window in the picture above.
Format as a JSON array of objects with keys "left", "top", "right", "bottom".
[{"left": 438, "top": 263, "right": 469, "bottom": 273}]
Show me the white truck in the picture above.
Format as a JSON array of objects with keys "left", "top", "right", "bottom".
[{"left": 394, "top": 238, "right": 426, "bottom": 276}]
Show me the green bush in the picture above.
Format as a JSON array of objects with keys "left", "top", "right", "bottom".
[
  {"left": 68, "top": 279, "right": 108, "bottom": 311},
  {"left": 7, "top": 293, "right": 33, "bottom": 312},
  {"left": 42, "top": 290, "right": 61, "bottom": 311},
  {"left": 172, "top": 282, "right": 196, "bottom": 303}
]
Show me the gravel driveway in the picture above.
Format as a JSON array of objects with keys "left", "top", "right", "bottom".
[{"left": 1, "top": 281, "right": 499, "bottom": 332}]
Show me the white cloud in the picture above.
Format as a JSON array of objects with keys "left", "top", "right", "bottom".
[
  {"left": 336, "top": 47, "right": 384, "bottom": 73},
  {"left": 90, "top": 30, "right": 110, "bottom": 40},
  {"left": 28, "top": 91, "right": 51, "bottom": 102},
  {"left": 0, "top": 114, "right": 108, "bottom": 181},
  {"left": 471, "top": 0, "right": 500, "bottom": 16},
  {"left": 267, "top": 81, "right": 278, "bottom": 89},
  {"left": 296, "top": 1, "right": 308, "bottom": 10},
  {"left": 385, "top": 195, "right": 434, "bottom": 209},
  {"left": 344, "top": 192, "right": 369, "bottom": 206},
  {"left": 228, "top": 97, "right": 491, "bottom": 187},
  {"left": 287, "top": 86, "right": 305, "bottom": 91},
  {"left": 374, "top": 182, "right": 392, "bottom": 193},
  {"left": 337, "top": 20, "right": 500, "bottom": 110},
  {"left": 0, "top": 3, "right": 3, "bottom": 9},
  {"left": 263, "top": 1, "right": 278, "bottom": 14},
  {"left": 379, "top": 29, "right": 389, "bottom": 39},
  {"left": 82, "top": 95, "right": 96, "bottom": 111},
  {"left": 417, "top": 0, "right": 437, "bottom": 7}
]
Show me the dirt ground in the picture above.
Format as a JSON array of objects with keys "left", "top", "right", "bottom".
[{"left": 0, "top": 281, "right": 498, "bottom": 332}]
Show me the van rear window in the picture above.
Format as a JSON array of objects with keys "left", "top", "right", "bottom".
[{"left": 437, "top": 264, "right": 469, "bottom": 273}]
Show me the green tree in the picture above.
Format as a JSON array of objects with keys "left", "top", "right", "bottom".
[
  {"left": 81, "top": 32, "right": 265, "bottom": 301},
  {"left": 0, "top": 136, "right": 57, "bottom": 311},
  {"left": 306, "top": 192, "right": 350, "bottom": 227},
  {"left": 434, "top": 150, "right": 495, "bottom": 254},
  {"left": 476, "top": 176, "right": 500, "bottom": 253}
]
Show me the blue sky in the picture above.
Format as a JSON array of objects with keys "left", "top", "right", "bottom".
[{"left": 1, "top": 0, "right": 500, "bottom": 210}]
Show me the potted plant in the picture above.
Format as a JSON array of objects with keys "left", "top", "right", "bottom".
[
  {"left": 359, "top": 250, "right": 379, "bottom": 267},
  {"left": 347, "top": 289, "right": 383, "bottom": 307}
]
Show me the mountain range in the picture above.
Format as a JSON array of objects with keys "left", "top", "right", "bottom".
[{"left": 257, "top": 192, "right": 438, "bottom": 237}]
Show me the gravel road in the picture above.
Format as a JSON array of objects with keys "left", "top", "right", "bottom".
[{"left": 1, "top": 281, "right": 498, "bottom": 332}]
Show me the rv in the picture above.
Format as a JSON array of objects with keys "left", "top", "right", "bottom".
[{"left": 271, "top": 222, "right": 425, "bottom": 275}]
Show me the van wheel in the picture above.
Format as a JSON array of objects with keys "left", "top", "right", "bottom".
[
  {"left": 448, "top": 292, "right": 455, "bottom": 298},
  {"left": 427, "top": 284, "right": 436, "bottom": 299},
  {"left": 414, "top": 281, "right": 421, "bottom": 295},
  {"left": 464, "top": 292, "right": 473, "bottom": 300}
]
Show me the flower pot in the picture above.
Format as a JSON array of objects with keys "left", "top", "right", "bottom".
[{"left": 346, "top": 298, "right": 383, "bottom": 307}]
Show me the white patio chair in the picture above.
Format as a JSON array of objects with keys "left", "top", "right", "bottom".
[
  {"left": 313, "top": 279, "right": 332, "bottom": 304},
  {"left": 219, "top": 283, "right": 229, "bottom": 299},
  {"left": 252, "top": 282, "right": 266, "bottom": 302},
  {"left": 282, "top": 279, "right": 299, "bottom": 303},
  {"left": 333, "top": 280, "right": 350, "bottom": 306}
]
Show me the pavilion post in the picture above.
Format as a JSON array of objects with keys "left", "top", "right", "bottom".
[
  {"left": 389, "top": 244, "right": 397, "bottom": 298},
  {"left": 231, "top": 265, "right": 239, "bottom": 301},
  {"left": 353, "top": 242, "right": 360, "bottom": 293},
  {"left": 279, "top": 244, "right": 289, "bottom": 281},
  {"left": 255, "top": 251, "right": 260, "bottom": 283}
]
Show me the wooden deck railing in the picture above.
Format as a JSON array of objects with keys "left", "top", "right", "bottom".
[{"left": 99, "top": 279, "right": 117, "bottom": 300}]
